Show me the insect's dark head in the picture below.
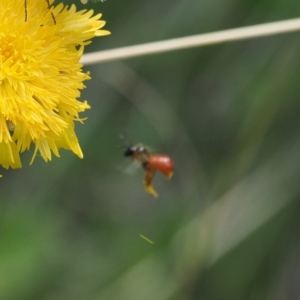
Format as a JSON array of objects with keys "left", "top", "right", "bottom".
[{"left": 124, "top": 145, "right": 136, "bottom": 157}]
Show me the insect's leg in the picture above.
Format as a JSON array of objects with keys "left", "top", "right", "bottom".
[
  {"left": 45, "top": 0, "right": 56, "bottom": 25},
  {"left": 144, "top": 169, "right": 158, "bottom": 198},
  {"left": 24, "top": 0, "right": 27, "bottom": 21}
]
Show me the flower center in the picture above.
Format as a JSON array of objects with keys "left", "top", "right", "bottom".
[
  {"left": 0, "top": 41, "right": 13, "bottom": 60},
  {"left": 0, "top": 37, "right": 21, "bottom": 66},
  {"left": 0, "top": 35, "right": 30, "bottom": 80}
]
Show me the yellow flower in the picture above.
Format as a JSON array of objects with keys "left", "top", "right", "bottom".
[{"left": 0, "top": 0, "right": 110, "bottom": 174}]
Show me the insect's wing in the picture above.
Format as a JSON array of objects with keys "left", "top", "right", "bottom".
[
  {"left": 124, "top": 160, "right": 141, "bottom": 175},
  {"left": 114, "top": 159, "right": 141, "bottom": 175}
]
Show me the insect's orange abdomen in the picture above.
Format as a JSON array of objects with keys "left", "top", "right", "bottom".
[{"left": 149, "top": 155, "right": 174, "bottom": 178}]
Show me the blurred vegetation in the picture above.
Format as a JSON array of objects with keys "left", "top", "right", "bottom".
[{"left": 2, "top": 0, "right": 300, "bottom": 299}]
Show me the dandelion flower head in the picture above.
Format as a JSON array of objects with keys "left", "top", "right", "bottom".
[{"left": 0, "top": 0, "right": 109, "bottom": 173}]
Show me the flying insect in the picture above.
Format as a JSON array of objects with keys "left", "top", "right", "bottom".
[{"left": 124, "top": 144, "right": 174, "bottom": 197}]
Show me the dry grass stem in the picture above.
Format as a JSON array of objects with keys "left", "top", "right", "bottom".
[{"left": 81, "top": 18, "right": 300, "bottom": 65}]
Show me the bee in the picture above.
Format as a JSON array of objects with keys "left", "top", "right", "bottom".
[{"left": 124, "top": 144, "right": 174, "bottom": 198}]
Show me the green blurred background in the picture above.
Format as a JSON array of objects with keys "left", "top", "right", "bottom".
[{"left": 2, "top": 0, "right": 300, "bottom": 299}]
